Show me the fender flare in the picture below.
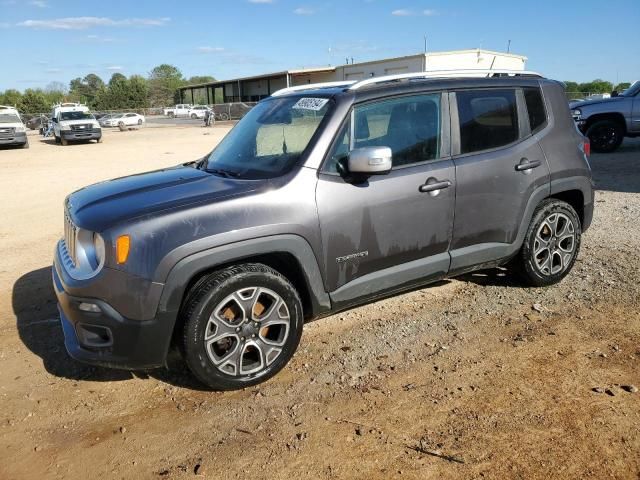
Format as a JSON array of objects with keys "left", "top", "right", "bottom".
[{"left": 156, "top": 234, "right": 331, "bottom": 319}]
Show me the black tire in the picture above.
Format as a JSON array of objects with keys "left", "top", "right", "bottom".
[
  {"left": 21, "top": 141, "right": 29, "bottom": 149},
  {"left": 219, "top": 112, "right": 230, "bottom": 121},
  {"left": 517, "top": 199, "right": 581, "bottom": 287},
  {"left": 586, "top": 119, "right": 624, "bottom": 153},
  {"left": 138, "top": 118, "right": 143, "bottom": 125},
  {"left": 60, "top": 136, "right": 68, "bottom": 146},
  {"left": 168, "top": 112, "right": 174, "bottom": 118},
  {"left": 55, "top": 135, "right": 60, "bottom": 144},
  {"left": 181, "top": 263, "right": 304, "bottom": 390},
  {"left": 190, "top": 113, "right": 197, "bottom": 119}
]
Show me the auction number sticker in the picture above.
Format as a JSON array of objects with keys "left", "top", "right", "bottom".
[{"left": 292, "top": 98, "right": 329, "bottom": 111}]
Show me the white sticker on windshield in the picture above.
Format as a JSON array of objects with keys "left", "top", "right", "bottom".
[{"left": 292, "top": 97, "right": 329, "bottom": 111}]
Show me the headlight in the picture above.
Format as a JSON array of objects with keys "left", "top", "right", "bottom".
[
  {"left": 571, "top": 109, "right": 582, "bottom": 119},
  {"left": 93, "top": 233, "right": 105, "bottom": 266},
  {"left": 93, "top": 122, "right": 101, "bottom": 129},
  {"left": 16, "top": 126, "right": 26, "bottom": 133},
  {"left": 60, "top": 124, "right": 71, "bottom": 131}
]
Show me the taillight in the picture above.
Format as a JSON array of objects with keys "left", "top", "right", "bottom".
[{"left": 583, "top": 137, "right": 591, "bottom": 157}]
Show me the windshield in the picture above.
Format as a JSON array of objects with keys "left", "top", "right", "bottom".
[
  {"left": 204, "top": 96, "right": 333, "bottom": 179},
  {"left": 0, "top": 113, "right": 21, "bottom": 124},
  {"left": 620, "top": 81, "right": 640, "bottom": 97},
  {"left": 60, "top": 111, "right": 95, "bottom": 121}
]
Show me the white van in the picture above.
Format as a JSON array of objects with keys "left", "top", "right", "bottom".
[
  {"left": 51, "top": 103, "right": 102, "bottom": 146},
  {"left": 0, "top": 105, "right": 29, "bottom": 149}
]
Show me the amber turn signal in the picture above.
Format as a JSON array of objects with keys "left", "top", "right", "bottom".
[{"left": 116, "top": 235, "right": 130, "bottom": 264}]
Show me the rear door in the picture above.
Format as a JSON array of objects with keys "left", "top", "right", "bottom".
[
  {"left": 449, "top": 87, "right": 550, "bottom": 273},
  {"left": 316, "top": 92, "right": 455, "bottom": 306}
]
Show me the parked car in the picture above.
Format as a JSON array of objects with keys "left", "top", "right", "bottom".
[
  {"left": 163, "top": 104, "right": 192, "bottom": 118},
  {"left": 101, "top": 113, "right": 145, "bottom": 127},
  {"left": 99, "top": 114, "right": 115, "bottom": 127},
  {"left": 50, "top": 103, "right": 102, "bottom": 146},
  {"left": 53, "top": 71, "right": 594, "bottom": 390},
  {"left": 0, "top": 105, "right": 29, "bottom": 148},
  {"left": 188, "top": 105, "right": 209, "bottom": 119},
  {"left": 26, "top": 114, "right": 48, "bottom": 131},
  {"left": 570, "top": 80, "right": 640, "bottom": 152}
]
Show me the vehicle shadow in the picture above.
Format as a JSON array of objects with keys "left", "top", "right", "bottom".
[
  {"left": 0, "top": 144, "right": 29, "bottom": 150},
  {"left": 13, "top": 266, "right": 210, "bottom": 390},
  {"left": 458, "top": 266, "right": 524, "bottom": 288},
  {"left": 590, "top": 138, "right": 640, "bottom": 194}
]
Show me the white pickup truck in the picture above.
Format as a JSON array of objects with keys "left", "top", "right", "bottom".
[{"left": 163, "top": 104, "right": 193, "bottom": 118}]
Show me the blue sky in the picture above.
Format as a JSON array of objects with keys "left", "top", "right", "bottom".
[{"left": 1, "top": 0, "right": 638, "bottom": 91}]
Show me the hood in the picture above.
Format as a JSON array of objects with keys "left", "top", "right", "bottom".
[
  {"left": 67, "top": 165, "right": 263, "bottom": 232},
  {"left": 0, "top": 122, "right": 24, "bottom": 129},
  {"left": 61, "top": 118, "right": 99, "bottom": 126},
  {"left": 571, "top": 96, "right": 625, "bottom": 109}
]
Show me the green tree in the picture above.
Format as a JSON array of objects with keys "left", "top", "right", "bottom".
[
  {"left": 614, "top": 82, "right": 631, "bottom": 93},
  {"left": 563, "top": 81, "right": 579, "bottom": 92},
  {"left": 0, "top": 89, "right": 22, "bottom": 107},
  {"left": 18, "top": 89, "right": 49, "bottom": 113},
  {"left": 127, "top": 75, "right": 150, "bottom": 109},
  {"left": 148, "top": 64, "right": 185, "bottom": 107},
  {"left": 69, "top": 73, "right": 106, "bottom": 107},
  {"left": 108, "top": 73, "right": 127, "bottom": 87},
  {"left": 578, "top": 79, "right": 613, "bottom": 94}
]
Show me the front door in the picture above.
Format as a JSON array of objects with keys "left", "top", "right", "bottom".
[{"left": 316, "top": 92, "right": 455, "bottom": 306}]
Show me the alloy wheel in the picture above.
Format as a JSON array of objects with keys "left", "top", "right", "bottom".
[
  {"left": 204, "top": 287, "right": 291, "bottom": 376},
  {"left": 533, "top": 212, "right": 576, "bottom": 276}
]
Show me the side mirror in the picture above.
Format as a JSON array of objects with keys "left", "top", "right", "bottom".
[
  {"left": 347, "top": 146, "right": 392, "bottom": 176},
  {"left": 51, "top": 118, "right": 57, "bottom": 123},
  {"left": 611, "top": 90, "right": 619, "bottom": 97}
]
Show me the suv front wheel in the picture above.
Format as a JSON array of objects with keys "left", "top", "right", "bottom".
[
  {"left": 518, "top": 199, "right": 582, "bottom": 287},
  {"left": 181, "top": 263, "right": 304, "bottom": 390}
]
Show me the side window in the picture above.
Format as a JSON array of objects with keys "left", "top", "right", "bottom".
[
  {"left": 324, "top": 121, "right": 350, "bottom": 173},
  {"left": 456, "top": 89, "right": 518, "bottom": 154},
  {"left": 523, "top": 87, "right": 547, "bottom": 133},
  {"left": 352, "top": 94, "right": 441, "bottom": 167}
]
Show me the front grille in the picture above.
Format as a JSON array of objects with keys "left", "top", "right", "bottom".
[
  {"left": 70, "top": 124, "right": 92, "bottom": 132},
  {"left": 0, "top": 127, "right": 16, "bottom": 139},
  {"left": 64, "top": 212, "right": 78, "bottom": 266}
]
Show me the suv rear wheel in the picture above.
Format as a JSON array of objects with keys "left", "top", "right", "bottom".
[
  {"left": 181, "top": 263, "right": 304, "bottom": 390},
  {"left": 586, "top": 119, "right": 624, "bottom": 153},
  {"left": 518, "top": 199, "right": 581, "bottom": 287}
]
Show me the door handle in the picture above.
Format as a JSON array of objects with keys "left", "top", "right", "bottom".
[
  {"left": 419, "top": 178, "right": 452, "bottom": 194},
  {"left": 515, "top": 159, "right": 541, "bottom": 172}
]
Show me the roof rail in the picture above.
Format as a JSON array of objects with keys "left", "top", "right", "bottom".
[
  {"left": 348, "top": 69, "right": 543, "bottom": 91},
  {"left": 271, "top": 81, "right": 356, "bottom": 97}
]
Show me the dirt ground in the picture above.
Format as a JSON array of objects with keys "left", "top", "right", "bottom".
[{"left": 0, "top": 126, "right": 638, "bottom": 480}]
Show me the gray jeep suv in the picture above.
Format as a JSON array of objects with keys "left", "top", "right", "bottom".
[{"left": 53, "top": 72, "right": 594, "bottom": 390}]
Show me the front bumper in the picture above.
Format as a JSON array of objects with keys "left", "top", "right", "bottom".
[
  {"left": 52, "top": 241, "right": 173, "bottom": 370},
  {"left": 61, "top": 129, "right": 102, "bottom": 141},
  {"left": 0, "top": 131, "right": 27, "bottom": 145}
]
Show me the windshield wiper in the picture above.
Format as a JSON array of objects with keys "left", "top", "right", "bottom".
[{"left": 206, "top": 167, "right": 240, "bottom": 178}]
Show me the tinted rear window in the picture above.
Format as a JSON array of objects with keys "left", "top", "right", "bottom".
[
  {"left": 457, "top": 89, "right": 518, "bottom": 154},
  {"left": 524, "top": 87, "right": 547, "bottom": 133}
]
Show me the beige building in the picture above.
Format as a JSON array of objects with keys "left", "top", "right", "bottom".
[{"left": 179, "top": 49, "right": 528, "bottom": 104}]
